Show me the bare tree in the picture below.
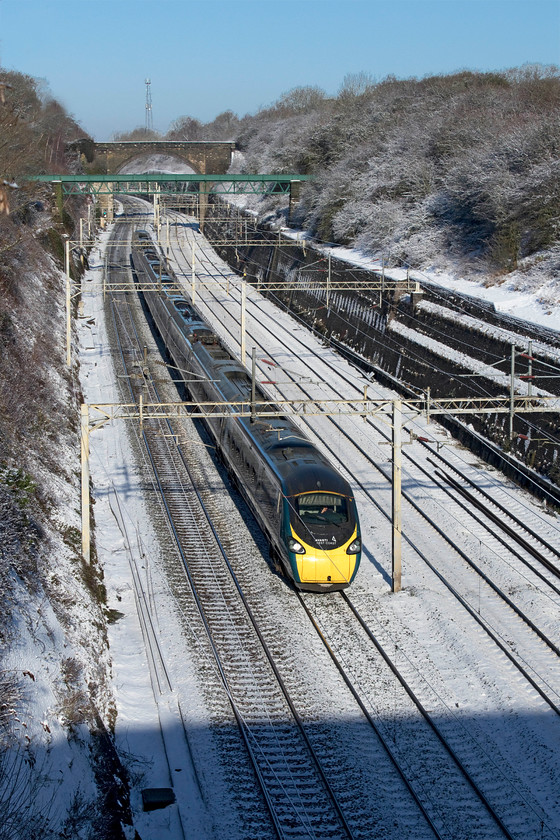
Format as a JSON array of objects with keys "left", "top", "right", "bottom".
[{"left": 165, "top": 115, "right": 203, "bottom": 141}]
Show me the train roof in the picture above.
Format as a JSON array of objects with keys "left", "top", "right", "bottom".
[
  {"left": 184, "top": 330, "right": 353, "bottom": 498},
  {"left": 133, "top": 240, "right": 353, "bottom": 499},
  {"left": 246, "top": 416, "right": 354, "bottom": 498}
]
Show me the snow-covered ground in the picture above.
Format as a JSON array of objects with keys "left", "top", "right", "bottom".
[
  {"left": 119, "top": 149, "right": 560, "bottom": 332},
  {"left": 118, "top": 154, "right": 196, "bottom": 176},
  {"left": 79, "top": 228, "right": 212, "bottom": 839},
  {"left": 415, "top": 261, "right": 560, "bottom": 331},
  {"left": 277, "top": 227, "right": 560, "bottom": 333},
  {"left": 72, "top": 198, "right": 560, "bottom": 838},
  {"left": 167, "top": 210, "right": 560, "bottom": 837},
  {"left": 115, "top": 148, "right": 560, "bottom": 332},
  {"left": 3, "top": 148, "right": 558, "bottom": 837}
]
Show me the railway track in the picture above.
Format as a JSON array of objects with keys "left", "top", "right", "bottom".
[
  {"left": 145, "top": 205, "right": 555, "bottom": 836},
  {"left": 108, "top": 200, "right": 560, "bottom": 837},
  {"left": 422, "top": 446, "right": 560, "bottom": 581},
  {"left": 298, "top": 588, "right": 553, "bottom": 840},
  {"left": 166, "top": 213, "right": 560, "bottom": 646},
  {"left": 104, "top": 224, "right": 370, "bottom": 839},
  {"left": 419, "top": 278, "right": 560, "bottom": 349},
  {"left": 111, "top": 208, "right": 474, "bottom": 838}
]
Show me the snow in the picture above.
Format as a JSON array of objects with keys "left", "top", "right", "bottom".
[
  {"left": 416, "top": 300, "right": 560, "bottom": 363},
  {"left": 69, "top": 195, "right": 560, "bottom": 837},
  {"left": 2, "top": 144, "right": 559, "bottom": 837},
  {"left": 1, "top": 577, "right": 101, "bottom": 831},
  {"left": 118, "top": 155, "right": 196, "bottom": 176},
  {"left": 418, "top": 267, "right": 560, "bottom": 331},
  {"left": 78, "top": 229, "right": 211, "bottom": 838},
  {"left": 278, "top": 227, "right": 560, "bottom": 332},
  {"left": 388, "top": 318, "right": 557, "bottom": 398}
]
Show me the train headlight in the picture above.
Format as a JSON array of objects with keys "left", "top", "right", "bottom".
[
  {"left": 346, "top": 538, "right": 361, "bottom": 555},
  {"left": 288, "top": 538, "right": 306, "bottom": 555}
]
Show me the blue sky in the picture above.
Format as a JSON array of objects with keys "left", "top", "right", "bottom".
[{"left": 1, "top": 0, "right": 558, "bottom": 140}]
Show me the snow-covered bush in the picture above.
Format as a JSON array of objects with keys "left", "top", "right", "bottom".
[
  {"left": 219, "top": 65, "right": 560, "bottom": 279},
  {"left": 0, "top": 210, "right": 126, "bottom": 838}
]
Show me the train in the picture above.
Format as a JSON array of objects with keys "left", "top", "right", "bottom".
[{"left": 130, "top": 229, "right": 361, "bottom": 591}]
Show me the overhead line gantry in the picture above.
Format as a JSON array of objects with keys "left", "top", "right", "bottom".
[{"left": 66, "top": 207, "right": 560, "bottom": 592}]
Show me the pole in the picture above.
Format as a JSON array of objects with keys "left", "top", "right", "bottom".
[
  {"left": 392, "top": 399, "right": 402, "bottom": 593},
  {"left": 510, "top": 343, "right": 515, "bottom": 439},
  {"left": 166, "top": 218, "right": 170, "bottom": 255},
  {"left": 528, "top": 340, "right": 533, "bottom": 399},
  {"left": 251, "top": 347, "right": 256, "bottom": 422},
  {"left": 327, "top": 254, "right": 331, "bottom": 309},
  {"left": 81, "top": 404, "right": 90, "bottom": 565},
  {"left": 241, "top": 279, "right": 247, "bottom": 367},
  {"left": 65, "top": 240, "right": 71, "bottom": 368},
  {"left": 153, "top": 191, "right": 160, "bottom": 234},
  {"left": 191, "top": 241, "right": 196, "bottom": 305}
]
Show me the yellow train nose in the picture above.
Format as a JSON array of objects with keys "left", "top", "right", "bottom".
[{"left": 297, "top": 552, "right": 355, "bottom": 585}]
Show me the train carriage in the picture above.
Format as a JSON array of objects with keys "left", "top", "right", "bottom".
[{"left": 131, "top": 231, "right": 361, "bottom": 591}]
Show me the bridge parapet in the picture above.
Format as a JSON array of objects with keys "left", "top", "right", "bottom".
[{"left": 69, "top": 139, "right": 236, "bottom": 175}]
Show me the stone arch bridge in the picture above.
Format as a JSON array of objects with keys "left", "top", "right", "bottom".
[
  {"left": 40, "top": 140, "right": 309, "bottom": 227},
  {"left": 70, "top": 139, "right": 235, "bottom": 175}
]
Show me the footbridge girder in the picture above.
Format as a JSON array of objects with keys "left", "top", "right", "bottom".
[
  {"left": 26, "top": 172, "right": 312, "bottom": 228},
  {"left": 26, "top": 173, "right": 313, "bottom": 196}
]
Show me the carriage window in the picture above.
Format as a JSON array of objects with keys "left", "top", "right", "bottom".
[{"left": 296, "top": 493, "right": 348, "bottom": 524}]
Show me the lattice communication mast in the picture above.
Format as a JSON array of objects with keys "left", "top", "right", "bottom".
[{"left": 145, "top": 78, "right": 153, "bottom": 132}]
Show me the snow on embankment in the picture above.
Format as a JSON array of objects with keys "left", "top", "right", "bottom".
[
  {"left": 415, "top": 300, "right": 560, "bottom": 365},
  {"left": 0, "top": 213, "right": 129, "bottom": 838},
  {"left": 388, "top": 316, "right": 556, "bottom": 398}
]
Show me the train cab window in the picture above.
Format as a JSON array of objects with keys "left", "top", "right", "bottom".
[{"left": 296, "top": 493, "right": 348, "bottom": 525}]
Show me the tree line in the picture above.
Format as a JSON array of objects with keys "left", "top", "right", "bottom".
[
  {"left": 3, "top": 63, "right": 558, "bottom": 278},
  {"left": 0, "top": 69, "right": 83, "bottom": 213},
  {"left": 139, "top": 65, "right": 559, "bottom": 278}
]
